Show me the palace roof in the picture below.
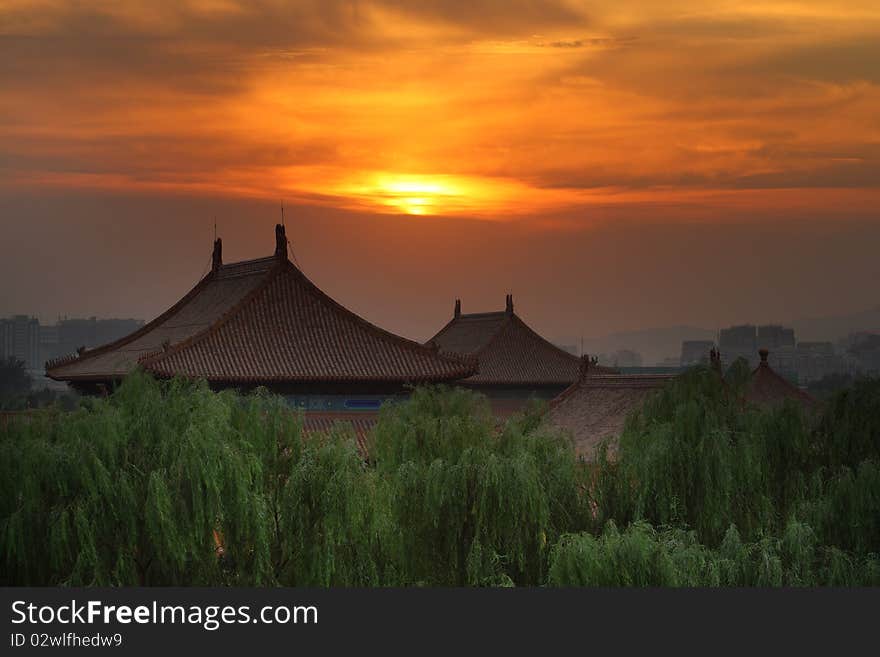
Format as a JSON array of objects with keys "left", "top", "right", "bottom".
[
  {"left": 428, "top": 296, "right": 616, "bottom": 386},
  {"left": 545, "top": 369, "right": 676, "bottom": 458},
  {"left": 47, "top": 225, "right": 475, "bottom": 385}
]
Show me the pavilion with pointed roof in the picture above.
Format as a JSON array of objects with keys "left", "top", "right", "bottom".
[
  {"left": 427, "top": 295, "right": 617, "bottom": 416},
  {"left": 745, "top": 348, "right": 817, "bottom": 411},
  {"left": 47, "top": 225, "right": 476, "bottom": 404}
]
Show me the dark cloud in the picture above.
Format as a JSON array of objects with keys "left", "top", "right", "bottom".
[{"left": 0, "top": 133, "right": 339, "bottom": 177}]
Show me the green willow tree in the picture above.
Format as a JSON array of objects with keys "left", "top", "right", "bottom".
[
  {"left": 2, "top": 368, "right": 879, "bottom": 587},
  {"left": 0, "top": 372, "right": 272, "bottom": 585},
  {"left": 553, "top": 369, "right": 880, "bottom": 586},
  {"left": 370, "top": 386, "right": 586, "bottom": 586},
  {"left": 0, "top": 372, "right": 383, "bottom": 586}
]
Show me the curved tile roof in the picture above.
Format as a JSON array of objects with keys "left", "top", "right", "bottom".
[
  {"left": 429, "top": 297, "right": 616, "bottom": 386},
  {"left": 745, "top": 349, "right": 817, "bottom": 411},
  {"left": 545, "top": 373, "right": 676, "bottom": 458},
  {"left": 48, "top": 227, "right": 475, "bottom": 385}
]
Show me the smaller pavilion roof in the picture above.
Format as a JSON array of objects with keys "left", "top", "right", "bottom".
[
  {"left": 428, "top": 296, "right": 617, "bottom": 386},
  {"left": 745, "top": 349, "right": 818, "bottom": 411}
]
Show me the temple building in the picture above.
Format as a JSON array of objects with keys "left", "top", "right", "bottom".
[
  {"left": 427, "top": 296, "right": 617, "bottom": 417},
  {"left": 544, "top": 363, "right": 676, "bottom": 459},
  {"left": 47, "top": 225, "right": 475, "bottom": 419},
  {"left": 544, "top": 348, "right": 818, "bottom": 460}
]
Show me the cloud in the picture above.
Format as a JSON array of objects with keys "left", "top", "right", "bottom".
[{"left": 1, "top": 1, "right": 878, "bottom": 218}]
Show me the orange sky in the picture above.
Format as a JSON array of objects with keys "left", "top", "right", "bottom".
[
  {"left": 1, "top": 1, "right": 879, "bottom": 350},
  {"left": 3, "top": 0, "right": 880, "bottom": 217}
]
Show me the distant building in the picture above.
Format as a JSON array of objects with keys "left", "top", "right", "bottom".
[
  {"left": 54, "top": 317, "right": 144, "bottom": 361},
  {"left": 757, "top": 325, "right": 795, "bottom": 350},
  {"left": 680, "top": 340, "right": 715, "bottom": 366},
  {"left": 658, "top": 356, "right": 683, "bottom": 368},
  {"left": 719, "top": 324, "right": 757, "bottom": 367},
  {"left": 845, "top": 331, "right": 880, "bottom": 376},
  {"left": 38, "top": 324, "right": 59, "bottom": 367},
  {"left": 610, "top": 349, "right": 643, "bottom": 368},
  {"left": 794, "top": 341, "right": 841, "bottom": 384},
  {"left": 0, "top": 315, "right": 40, "bottom": 370}
]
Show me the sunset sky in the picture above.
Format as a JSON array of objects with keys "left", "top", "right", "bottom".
[{"left": 1, "top": 1, "right": 879, "bottom": 351}]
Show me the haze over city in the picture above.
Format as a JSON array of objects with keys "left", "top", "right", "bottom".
[{"left": 2, "top": 1, "right": 879, "bottom": 346}]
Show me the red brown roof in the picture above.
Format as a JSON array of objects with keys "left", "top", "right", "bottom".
[
  {"left": 428, "top": 296, "right": 616, "bottom": 386},
  {"left": 545, "top": 373, "right": 676, "bottom": 458},
  {"left": 302, "top": 411, "right": 377, "bottom": 456},
  {"left": 48, "top": 226, "right": 475, "bottom": 385},
  {"left": 745, "top": 349, "right": 817, "bottom": 411}
]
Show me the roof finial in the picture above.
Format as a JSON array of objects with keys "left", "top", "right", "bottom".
[
  {"left": 275, "top": 223, "right": 287, "bottom": 259},
  {"left": 454, "top": 298, "right": 461, "bottom": 318},
  {"left": 505, "top": 293, "right": 514, "bottom": 315},
  {"left": 709, "top": 346, "right": 722, "bottom": 373},
  {"left": 759, "top": 348, "right": 769, "bottom": 366},
  {"left": 579, "top": 354, "right": 590, "bottom": 380},
  {"left": 212, "top": 236, "right": 223, "bottom": 272}
]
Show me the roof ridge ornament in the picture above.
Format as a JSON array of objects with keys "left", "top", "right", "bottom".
[
  {"left": 759, "top": 348, "right": 769, "bottom": 366},
  {"left": 454, "top": 298, "right": 461, "bottom": 318},
  {"left": 505, "top": 293, "right": 514, "bottom": 315},
  {"left": 211, "top": 237, "right": 222, "bottom": 272},
  {"left": 709, "top": 347, "right": 722, "bottom": 373},
  {"left": 275, "top": 223, "right": 287, "bottom": 259},
  {"left": 579, "top": 355, "right": 590, "bottom": 380}
]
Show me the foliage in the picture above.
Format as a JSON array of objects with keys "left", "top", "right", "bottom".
[
  {"left": 371, "top": 386, "right": 585, "bottom": 585},
  {"left": 1, "top": 368, "right": 879, "bottom": 587},
  {"left": 0, "top": 357, "right": 79, "bottom": 410},
  {"left": 0, "top": 372, "right": 382, "bottom": 586},
  {"left": 0, "top": 357, "right": 32, "bottom": 409},
  {"left": 0, "top": 357, "right": 31, "bottom": 398},
  {"left": 807, "top": 373, "right": 857, "bottom": 401},
  {"left": 549, "top": 520, "right": 880, "bottom": 587}
]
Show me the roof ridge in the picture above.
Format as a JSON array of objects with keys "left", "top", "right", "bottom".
[
  {"left": 458, "top": 311, "right": 508, "bottom": 320},
  {"left": 750, "top": 361, "right": 816, "bottom": 403},
  {"left": 506, "top": 313, "right": 581, "bottom": 362},
  {"left": 548, "top": 372, "right": 676, "bottom": 409},
  {"left": 469, "top": 313, "right": 514, "bottom": 355},
  {"left": 141, "top": 260, "right": 476, "bottom": 378},
  {"left": 426, "top": 307, "right": 510, "bottom": 349},
  {"left": 47, "top": 270, "right": 216, "bottom": 379},
  {"left": 279, "top": 262, "right": 475, "bottom": 371},
  {"left": 139, "top": 260, "right": 285, "bottom": 373}
]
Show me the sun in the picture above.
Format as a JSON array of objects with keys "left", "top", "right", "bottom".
[
  {"left": 317, "top": 170, "right": 574, "bottom": 217},
  {"left": 375, "top": 176, "right": 459, "bottom": 216}
]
